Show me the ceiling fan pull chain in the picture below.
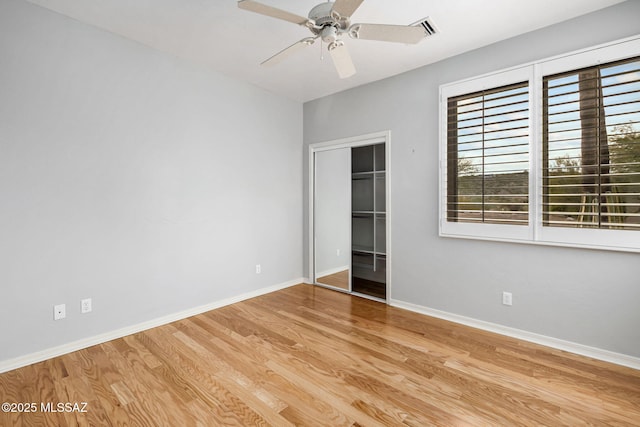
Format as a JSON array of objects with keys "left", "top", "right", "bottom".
[{"left": 320, "top": 38, "right": 324, "bottom": 61}]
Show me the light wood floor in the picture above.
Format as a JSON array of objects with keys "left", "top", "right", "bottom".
[{"left": 2, "top": 284, "right": 640, "bottom": 426}]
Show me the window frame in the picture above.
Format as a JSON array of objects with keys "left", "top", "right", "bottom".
[{"left": 439, "top": 35, "right": 640, "bottom": 252}]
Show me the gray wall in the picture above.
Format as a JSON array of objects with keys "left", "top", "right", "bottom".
[
  {"left": 304, "top": 1, "right": 640, "bottom": 357},
  {"left": 0, "top": 0, "right": 302, "bottom": 361}
]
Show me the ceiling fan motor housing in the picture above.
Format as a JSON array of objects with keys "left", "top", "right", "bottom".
[{"left": 308, "top": 2, "right": 350, "bottom": 36}]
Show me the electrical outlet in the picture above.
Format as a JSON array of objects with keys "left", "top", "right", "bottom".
[
  {"left": 337, "top": 249, "right": 341, "bottom": 256},
  {"left": 81, "top": 298, "right": 92, "bottom": 314},
  {"left": 54, "top": 304, "right": 66, "bottom": 320},
  {"left": 502, "top": 292, "right": 513, "bottom": 306},
  {"left": 255, "top": 264, "right": 261, "bottom": 274}
]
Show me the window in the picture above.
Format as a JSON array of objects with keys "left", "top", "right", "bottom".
[
  {"left": 447, "top": 82, "right": 529, "bottom": 225},
  {"left": 440, "top": 36, "right": 640, "bottom": 251},
  {"left": 543, "top": 57, "right": 640, "bottom": 231}
]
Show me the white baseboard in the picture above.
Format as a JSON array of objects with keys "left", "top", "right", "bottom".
[
  {"left": 0, "top": 278, "right": 303, "bottom": 374},
  {"left": 390, "top": 299, "right": 640, "bottom": 371},
  {"left": 315, "top": 265, "right": 349, "bottom": 279}
]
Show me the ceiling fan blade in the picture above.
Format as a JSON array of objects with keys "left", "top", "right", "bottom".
[
  {"left": 238, "top": 0, "right": 309, "bottom": 26},
  {"left": 261, "top": 37, "right": 317, "bottom": 67},
  {"left": 350, "top": 23, "right": 426, "bottom": 44},
  {"left": 331, "top": 0, "right": 365, "bottom": 19},
  {"left": 328, "top": 41, "right": 356, "bottom": 79}
]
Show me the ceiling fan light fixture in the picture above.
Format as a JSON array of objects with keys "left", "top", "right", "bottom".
[{"left": 321, "top": 26, "right": 339, "bottom": 44}]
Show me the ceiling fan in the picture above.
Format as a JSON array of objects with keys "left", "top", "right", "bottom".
[{"left": 238, "top": 0, "right": 434, "bottom": 79}]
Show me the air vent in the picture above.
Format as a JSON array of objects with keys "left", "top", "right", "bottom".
[{"left": 413, "top": 17, "right": 438, "bottom": 36}]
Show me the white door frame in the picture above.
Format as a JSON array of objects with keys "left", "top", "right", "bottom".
[{"left": 308, "top": 130, "right": 392, "bottom": 302}]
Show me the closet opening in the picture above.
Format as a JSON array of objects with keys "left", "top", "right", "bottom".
[{"left": 309, "top": 131, "right": 390, "bottom": 302}]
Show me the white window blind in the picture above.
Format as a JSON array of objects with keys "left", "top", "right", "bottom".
[
  {"left": 447, "top": 82, "right": 530, "bottom": 225},
  {"left": 543, "top": 56, "right": 640, "bottom": 231}
]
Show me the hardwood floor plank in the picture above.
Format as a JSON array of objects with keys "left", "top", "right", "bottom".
[
  {"left": 264, "top": 358, "right": 385, "bottom": 427},
  {"left": 100, "top": 340, "right": 189, "bottom": 426},
  {"left": 172, "top": 323, "right": 287, "bottom": 415},
  {"left": 1, "top": 284, "right": 639, "bottom": 426},
  {"left": 81, "top": 345, "right": 140, "bottom": 426},
  {"left": 190, "top": 318, "right": 350, "bottom": 427},
  {"left": 30, "top": 359, "right": 70, "bottom": 427},
  {"left": 170, "top": 328, "right": 294, "bottom": 427},
  {"left": 240, "top": 300, "right": 481, "bottom": 423},
  {"left": 148, "top": 323, "right": 280, "bottom": 426}
]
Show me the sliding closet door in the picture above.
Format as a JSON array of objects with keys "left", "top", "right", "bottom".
[
  {"left": 314, "top": 148, "right": 351, "bottom": 291},
  {"left": 309, "top": 131, "right": 390, "bottom": 302}
]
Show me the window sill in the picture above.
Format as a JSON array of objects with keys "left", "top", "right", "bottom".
[{"left": 440, "top": 225, "right": 640, "bottom": 253}]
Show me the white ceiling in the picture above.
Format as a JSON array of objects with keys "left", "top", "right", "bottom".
[{"left": 25, "top": 0, "right": 625, "bottom": 102}]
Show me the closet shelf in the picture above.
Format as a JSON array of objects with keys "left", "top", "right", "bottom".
[
  {"left": 352, "top": 171, "right": 386, "bottom": 177},
  {"left": 352, "top": 247, "right": 385, "bottom": 256},
  {"left": 352, "top": 211, "right": 386, "bottom": 216}
]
